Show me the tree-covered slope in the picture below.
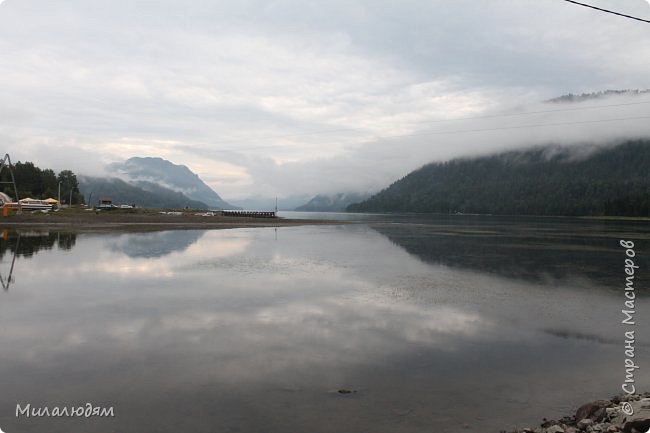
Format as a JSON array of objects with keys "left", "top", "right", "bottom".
[
  {"left": 78, "top": 176, "right": 208, "bottom": 209},
  {"left": 295, "top": 192, "right": 370, "bottom": 212},
  {"left": 109, "top": 157, "right": 234, "bottom": 209},
  {"left": 347, "top": 141, "right": 650, "bottom": 216}
]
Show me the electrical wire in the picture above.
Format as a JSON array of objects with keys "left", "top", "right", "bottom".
[
  {"left": 218, "top": 100, "right": 650, "bottom": 145},
  {"left": 204, "top": 114, "right": 650, "bottom": 153},
  {"left": 561, "top": 0, "right": 650, "bottom": 24},
  {"left": 373, "top": 115, "right": 650, "bottom": 141}
]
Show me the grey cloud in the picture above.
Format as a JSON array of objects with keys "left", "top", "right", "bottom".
[{"left": 1, "top": 0, "right": 649, "bottom": 200}]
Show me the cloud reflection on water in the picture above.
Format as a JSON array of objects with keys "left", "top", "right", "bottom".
[{"left": 0, "top": 224, "right": 648, "bottom": 433}]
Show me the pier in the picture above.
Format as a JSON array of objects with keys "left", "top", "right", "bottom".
[{"left": 221, "top": 210, "right": 277, "bottom": 218}]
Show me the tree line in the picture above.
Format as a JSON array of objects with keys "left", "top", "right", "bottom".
[
  {"left": 0, "top": 161, "right": 84, "bottom": 205},
  {"left": 348, "top": 140, "right": 650, "bottom": 217}
]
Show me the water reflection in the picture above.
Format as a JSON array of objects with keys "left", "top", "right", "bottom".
[
  {"left": 0, "top": 231, "right": 18, "bottom": 290},
  {"left": 371, "top": 218, "right": 649, "bottom": 289},
  {"left": 107, "top": 230, "right": 206, "bottom": 258},
  {"left": 0, "top": 223, "right": 648, "bottom": 433},
  {"left": 0, "top": 229, "right": 77, "bottom": 259},
  {"left": 0, "top": 229, "right": 78, "bottom": 290}
]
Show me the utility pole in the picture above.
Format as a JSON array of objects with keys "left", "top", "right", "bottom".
[
  {"left": 69, "top": 189, "right": 73, "bottom": 208},
  {"left": 58, "top": 181, "right": 61, "bottom": 208}
]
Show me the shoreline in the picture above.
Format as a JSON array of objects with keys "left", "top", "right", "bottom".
[
  {"left": 505, "top": 393, "right": 650, "bottom": 433},
  {"left": 0, "top": 210, "right": 348, "bottom": 232}
]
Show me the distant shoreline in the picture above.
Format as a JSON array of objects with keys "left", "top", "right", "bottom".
[
  {"left": 2, "top": 209, "right": 647, "bottom": 234},
  {"left": 339, "top": 210, "right": 650, "bottom": 222},
  {"left": 0, "top": 209, "right": 348, "bottom": 232}
]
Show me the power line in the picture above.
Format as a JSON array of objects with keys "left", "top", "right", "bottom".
[
  {"left": 204, "top": 114, "right": 650, "bottom": 153},
  {"left": 404, "top": 100, "right": 650, "bottom": 124},
  {"left": 373, "top": 114, "right": 650, "bottom": 141},
  {"left": 218, "top": 100, "right": 650, "bottom": 145},
  {"left": 561, "top": 0, "right": 650, "bottom": 24}
]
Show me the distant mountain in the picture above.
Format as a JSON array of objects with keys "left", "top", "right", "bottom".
[
  {"left": 229, "top": 194, "right": 311, "bottom": 211},
  {"left": 547, "top": 89, "right": 650, "bottom": 103},
  {"left": 295, "top": 192, "right": 370, "bottom": 212},
  {"left": 109, "top": 157, "right": 235, "bottom": 209},
  {"left": 347, "top": 140, "right": 650, "bottom": 217},
  {"left": 78, "top": 176, "right": 209, "bottom": 209}
]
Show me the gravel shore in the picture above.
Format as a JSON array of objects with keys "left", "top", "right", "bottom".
[{"left": 505, "top": 393, "right": 650, "bottom": 433}]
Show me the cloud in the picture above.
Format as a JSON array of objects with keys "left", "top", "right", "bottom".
[{"left": 1, "top": 0, "right": 649, "bottom": 199}]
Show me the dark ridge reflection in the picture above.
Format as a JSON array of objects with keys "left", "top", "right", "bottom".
[
  {"left": 370, "top": 218, "right": 649, "bottom": 290},
  {"left": 0, "top": 222, "right": 649, "bottom": 433},
  {"left": 0, "top": 229, "right": 77, "bottom": 259},
  {"left": 0, "top": 229, "right": 77, "bottom": 291}
]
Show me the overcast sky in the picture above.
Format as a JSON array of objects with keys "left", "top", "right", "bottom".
[{"left": 1, "top": 0, "right": 650, "bottom": 199}]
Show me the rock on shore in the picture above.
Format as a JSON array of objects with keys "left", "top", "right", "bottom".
[{"left": 504, "top": 393, "right": 650, "bottom": 433}]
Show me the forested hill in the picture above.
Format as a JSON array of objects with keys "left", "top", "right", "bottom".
[{"left": 347, "top": 140, "right": 650, "bottom": 217}]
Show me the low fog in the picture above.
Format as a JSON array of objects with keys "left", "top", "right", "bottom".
[{"left": 216, "top": 93, "right": 650, "bottom": 198}]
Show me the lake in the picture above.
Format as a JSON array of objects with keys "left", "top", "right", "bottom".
[{"left": 0, "top": 214, "right": 649, "bottom": 433}]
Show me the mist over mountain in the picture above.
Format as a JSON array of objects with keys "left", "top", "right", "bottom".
[
  {"left": 78, "top": 176, "right": 209, "bottom": 209},
  {"left": 547, "top": 89, "right": 650, "bottom": 104},
  {"left": 295, "top": 192, "right": 370, "bottom": 212},
  {"left": 109, "top": 157, "right": 235, "bottom": 209},
  {"left": 348, "top": 140, "right": 650, "bottom": 217}
]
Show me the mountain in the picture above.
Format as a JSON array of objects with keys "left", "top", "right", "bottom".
[
  {"left": 228, "top": 194, "right": 311, "bottom": 211},
  {"left": 347, "top": 140, "right": 650, "bottom": 217},
  {"left": 295, "top": 192, "right": 370, "bottom": 212},
  {"left": 109, "top": 157, "right": 235, "bottom": 209},
  {"left": 78, "top": 176, "right": 208, "bottom": 209},
  {"left": 547, "top": 89, "right": 650, "bottom": 103}
]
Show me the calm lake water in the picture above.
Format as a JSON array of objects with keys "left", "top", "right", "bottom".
[{"left": 0, "top": 214, "right": 649, "bottom": 433}]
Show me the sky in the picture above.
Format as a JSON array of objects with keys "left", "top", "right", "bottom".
[{"left": 1, "top": 0, "right": 650, "bottom": 200}]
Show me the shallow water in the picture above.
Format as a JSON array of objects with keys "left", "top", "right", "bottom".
[{"left": 0, "top": 216, "right": 648, "bottom": 433}]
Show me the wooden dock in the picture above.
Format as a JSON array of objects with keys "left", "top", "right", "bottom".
[{"left": 221, "top": 210, "right": 277, "bottom": 218}]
